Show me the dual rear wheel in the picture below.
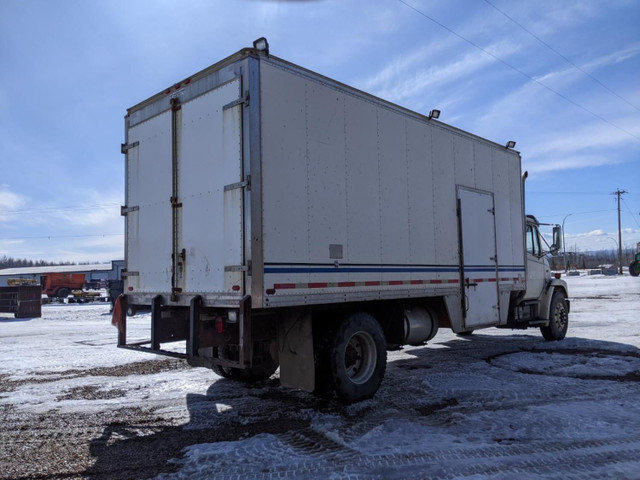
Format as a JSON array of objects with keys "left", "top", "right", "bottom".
[{"left": 315, "top": 313, "right": 387, "bottom": 403}]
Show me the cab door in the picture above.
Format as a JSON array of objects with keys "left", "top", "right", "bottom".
[{"left": 523, "top": 223, "right": 547, "bottom": 300}]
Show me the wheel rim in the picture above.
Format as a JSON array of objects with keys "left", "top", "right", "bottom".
[
  {"left": 552, "top": 301, "right": 568, "bottom": 332},
  {"left": 344, "top": 331, "right": 377, "bottom": 384}
]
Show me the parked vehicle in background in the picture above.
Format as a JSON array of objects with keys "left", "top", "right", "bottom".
[
  {"left": 630, "top": 243, "right": 640, "bottom": 277},
  {"left": 114, "top": 38, "right": 570, "bottom": 403},
  {"left": 7, "top": 278, "right": 38, "bottom": 286},
  {"left": 41, "top": 273, "right": 85, "bottom": 299}
]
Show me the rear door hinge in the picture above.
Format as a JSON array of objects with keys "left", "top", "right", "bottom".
[
  {"left": 121, "top": 270, "right": 139, "bottom": 278},
  {"left": 223, "top": 91, "right": 250, "bottom": 110},
  {"left": 121, "top": 205, "right": 139, "bottom": 216},
  {"left": 224, "top": 175, "right": 251, "bottom": 192},
  {"left": 225, "top": 261, "right": 251, "bottom": 275},
  {"left": 121, "top": 141, "right": 139, "bottom": 154}
]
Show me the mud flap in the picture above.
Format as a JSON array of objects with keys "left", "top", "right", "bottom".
[
  {"left": 111, "top": 294, "right": 127, "bottom": 346},
  {"left": 277, "top": 310, "right": 314, "bottom": 392}
]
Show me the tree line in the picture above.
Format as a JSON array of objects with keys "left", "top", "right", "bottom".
[{"left": 0, "top": 256, "right": 77, "bottom": 270}]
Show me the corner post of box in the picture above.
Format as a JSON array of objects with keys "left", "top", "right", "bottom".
[
  {"left": 151, "top": 295, "right": 164, "bottom": 351},
  {"left": 188, "top": 295, "right": 202, "bottom": 357},
  {"left": 239, "top": 295, "right": 252, "bottom": 366}
]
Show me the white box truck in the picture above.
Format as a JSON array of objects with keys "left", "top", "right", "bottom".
[{"left": 114, "top": 38, "right": 570, "bottom": 402}]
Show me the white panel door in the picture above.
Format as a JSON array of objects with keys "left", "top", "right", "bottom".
[
  {"left": 458, "top": 188, "right": 500, "bottom": 328},
  {"left": 178, "top": 79, "right": 244, "bottom": 294},
  {"left": 125, "top": 111, "right": 173, "bottom": 293}
]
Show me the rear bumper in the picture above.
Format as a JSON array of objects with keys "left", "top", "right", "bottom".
[{"left": 113, "top": 294, "right": 253, "bottom": 369}]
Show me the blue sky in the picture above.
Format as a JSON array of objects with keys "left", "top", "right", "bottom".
[{"left": 1, "top": 0, "right": 639, "bottom": 263}]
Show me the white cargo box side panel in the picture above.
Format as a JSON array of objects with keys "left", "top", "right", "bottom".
[
  {"left": 260, "top": 65, "right": 309, "bottom": 268},
  {"left": 344, "top": 95, "right": 381, "bottom": 268},
  {"left": 430, "top": 128, "right": 459, "bottom": 268},
  {"left": 491, "top": 148, "right": 525, "bottom": 285},
  {"left": 406, "top": 117, "right": 437, "bottom": 268},
  {"left": 260, "top": 62, "right": 461, "bottom": 304},
  {"left": 179, "top": 79, "right": 243, "bottom": 293},
  {"left": 125, "top": 112, "right": 173, "bottom": 293}
]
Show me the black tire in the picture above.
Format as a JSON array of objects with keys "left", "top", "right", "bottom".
[
  {"left": 630, "top": 263, "right": 639, "bottom": 277},
  {"left": 57, "top": 288, "right": 70, "bottom": 299},
  {"left": 211, "top": 345, "right": 278, "bottom": 382},
  {"left": 540, "top": 292, "right": 569, "bottom": 341},
  {"left": 326, "top": 313, "right": 387, "bottom": 403},
  {"left": 127, "top": 305, "right": 137, "bottom": 316}
]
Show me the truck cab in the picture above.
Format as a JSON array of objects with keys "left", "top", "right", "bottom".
[{"left": 509, "top": 215, "right": 569, "bottom": 340}]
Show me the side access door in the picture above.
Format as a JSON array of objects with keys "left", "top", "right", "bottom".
[
  {"left": 457, "top": 187, "right": 500, "bottom": 328},
  {"left": 124, "top": 78, "right": 246, "bottom": 299}
]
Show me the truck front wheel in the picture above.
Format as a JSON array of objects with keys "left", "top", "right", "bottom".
[
  {"left": 540, "top": 292, "right": 569, "bottom": 341},
  {"left": 326, "top": 313, "right": 387, "bottom": 402}
]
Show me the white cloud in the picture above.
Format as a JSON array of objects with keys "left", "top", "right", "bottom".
[
  {"left": 0, "top": 186, "right": 26, "bottom": 222},
  {"left": 357, "top": 39, "right": 517, "bottom": 104}
]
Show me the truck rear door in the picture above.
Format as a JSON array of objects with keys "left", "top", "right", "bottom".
[
  {"left": 458, "top": 187, "right": 500, "bottom": 328},
  {"left": 124, "top": 78, "right": 245, "bottom": 299}
]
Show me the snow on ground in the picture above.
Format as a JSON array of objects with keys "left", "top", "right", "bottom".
[{"left": 1, "top": 273, "right": 639, "bottom": 479}]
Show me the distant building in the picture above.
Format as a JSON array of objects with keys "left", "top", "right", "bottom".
[{"left": 0, "top": 260, "right": 124, "bottom": 287}]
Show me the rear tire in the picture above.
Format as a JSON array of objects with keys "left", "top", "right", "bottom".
[
  {"left": 326, "top": 313, "right": 387, "bottom": 403},
  {"left": 541, "top": 292, "right": 569, "bottom": 341},
  {"left": 57, "top": 288, "right": 70, "bottom": 299}
]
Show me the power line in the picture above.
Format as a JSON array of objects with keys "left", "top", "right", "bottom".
[
  {"left": 0, "top": 234, "right": 123, "bottom": 240},
  {"left": 538, "top": 208, "right": 616, "bottom": 219},
  {"left": 622, "top": 197, "right": 640, "bottom": 228},
  {"left": 527, "top": 191, "right": 612, "bottom": 196},
  {"left": 4, "top": 203, "right": 120, "bottom": 215},
  {"left": 396, "top": 0, "right": 640, "bottom": 142},
  {"left": 482, "top": 0, "right": 640, "bottom": 112}
]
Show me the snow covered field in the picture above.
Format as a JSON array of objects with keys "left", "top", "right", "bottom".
[{"left": 1, "top": 273, "right": 639, "bottom": 479}]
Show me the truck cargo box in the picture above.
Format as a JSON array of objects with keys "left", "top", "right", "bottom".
[{"left": 122, "top": 43, "right": 525, "bottom": 330}]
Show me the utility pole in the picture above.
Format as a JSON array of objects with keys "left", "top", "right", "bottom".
[{"left": 613, "top": 189, "right": 627, "bottom": 275}]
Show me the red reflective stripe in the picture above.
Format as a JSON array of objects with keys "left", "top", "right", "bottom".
[{"left": 272, "top": 278, "right": 459, "bottom": 290}]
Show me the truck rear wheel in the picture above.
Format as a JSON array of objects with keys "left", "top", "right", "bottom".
[
  {"left": 540, "top": 292, "right": 569, "bottom": 341},
  {"left": 325, "top": 313, "right": 387, "bottom": 403}
]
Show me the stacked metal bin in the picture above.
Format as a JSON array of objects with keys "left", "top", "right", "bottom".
[{"left": 0, "top": 285, "right": 42, "bottom": 318}]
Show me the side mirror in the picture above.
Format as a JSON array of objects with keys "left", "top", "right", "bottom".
[{"left": 550, "top": 225, "right": 562, "bottom": 254}]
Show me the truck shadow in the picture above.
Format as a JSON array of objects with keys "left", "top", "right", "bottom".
[
  {"left": 84, "top": 334, "right": 640, "bottom": 478},
  {"left": 0, "top": 316, "right": 35, "bottom": 323}
]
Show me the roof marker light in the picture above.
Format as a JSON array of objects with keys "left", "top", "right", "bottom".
[{"left": 253, "top": 37, "right": 269, "bottom": 54}]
